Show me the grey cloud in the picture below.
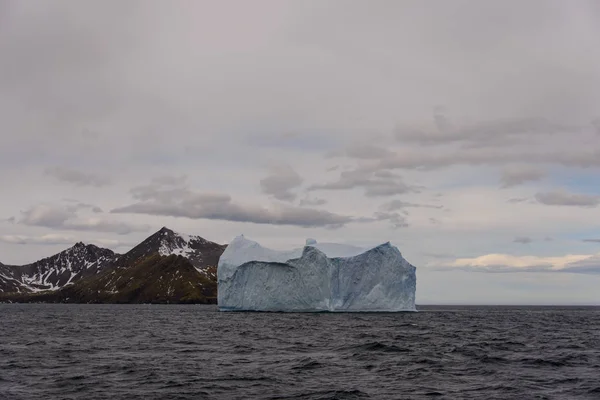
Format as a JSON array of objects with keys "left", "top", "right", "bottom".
[
  {"left": 534, "top": 190, "right": 600, "bottom": 207},
  {"left": 373, "top": 212, "right": 409, "bottom": 229},
  {"left": 379, "top": 199, "right": 443, "bottom": 212},
  {"left": 112, "top": 201, "right": 353, "bottom": 228},
  {"left": 309, "top": 169, "right": 416, "bottom": 197},
  {"left": 500, "top": 165, "right": 546, "bottom": 188},
  {"left": 0, "top": 234, "right": 136, "bottom": 249},
  {"left": 395, "top": 117, "right": 581, "bottom": 146},
  {"left": 508, "top": 197, "right": 528, "bottom": 203},
  {"left": 344, "top": 144, "right": 396, "bottom": 160},
  {"left": 374, "top": 145, "right": 600, "bottom": 171},
  {"left": 20, "top": 205, "right": 72, "bottom": 228},
  {"left": 112, "top": 183, "right": 354, "bottom": 228},
  {"left": 260, "top": 165, "right": 303, "bottom": 202},
  {"left": 299, "top": 197, "right": 327, "bottom": 207},
  {"left": 18, "top": 204, "right": 148, "bottom": 234},
  {"left": 64, "top": 219, "right": 148, "bottom": 235},
  {"left": 560, "top": 265, "right": 600, "bottom": 274},
  {"left": 513, "top": 236, "right": 533, "bottom": 244},
  {"left": 130, "top": 181, "right": 192, "bottom": 203},
  {"left": 45, "top": 166, "right": 110, "bottom": 187},
  {"left": 151, "top": 175, "right": 188, "bottom": 187},
  {"left": 64, "top": 202, "right": 104, "bottom": 214},
  {"left": 248, "top": 131, "right": 340, "bottom": 152},
  {"left": 558, "top": 255, "right": 600, "bottom": 274},
  {"left": 0, "top": 234, "right": 76, "bottom": 246},
  {"left": 582, "top": 239, "right": 600, "bottom": 243},
  {"left": 339, "top": 117, "right": 600, "bottom": 174}
]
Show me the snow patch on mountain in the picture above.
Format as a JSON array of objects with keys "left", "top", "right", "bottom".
[
  {"left": 154, "top": 228, "right": 224, "bottom": 275},
  {"left": 0, "top": 242, "right": 118, "bottom": 293}
]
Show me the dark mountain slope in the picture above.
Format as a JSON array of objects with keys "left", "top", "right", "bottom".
[
  {"left": 113, "top": 227, "right": 226, "bottom": 274},
  {"left": 0, "top": 262, "right": 23, "bottom": 293},
  {"left": 2, "top": 254, "right": 217, "bottom": 304},
  {"left": 0, "top": 243, "right": 118, "bottom": 293}
]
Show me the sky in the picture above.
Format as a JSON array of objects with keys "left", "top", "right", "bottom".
[{"left": 1, "top": 0, "right": 600, "bottom": 304}]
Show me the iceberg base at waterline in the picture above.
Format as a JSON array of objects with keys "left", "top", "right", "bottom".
[{"left": 217, "top": 236, "right": 417, "bottom": 312}]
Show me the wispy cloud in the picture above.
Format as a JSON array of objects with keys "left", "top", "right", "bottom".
[
  {"left": 45, "top": 166, "right": 110, "bottom": 187},
  {"left": 0, "top": 234, "right": 76, "bottom": 246},
  {"left": 112, "top": 179, "right": 356, "bottom": 228},
  {"left": 18, "top": 203, "right": 148, "bottom": 235},
  {"left": 534, "top": 190, "right": 600, "bottom": 207},
  {"left": 500, "top": 165, "right": 546, "bottom": 188},
  {"left": 513, "top": 236, "right": 533, "bottom": 244},
  {"left": 309, "top": 169, "right": 417, "bottom": 197},
  {"left": 432, "top": 252, "right": 600, "bottom": 274},
  {"left": 260, "top": 165, "right": 303, "bottom": 202}
]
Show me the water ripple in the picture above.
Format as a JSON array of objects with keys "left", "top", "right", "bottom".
[{"left": 0, "top": 304, "right": 599, "bottom": 399}]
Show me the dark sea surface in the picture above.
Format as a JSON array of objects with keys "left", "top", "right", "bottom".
[{"left": 0, "top": 305, "right": 599, "bottom": 400}]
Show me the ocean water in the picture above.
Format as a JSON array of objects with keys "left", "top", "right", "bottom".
[{"left": 0, "top": 305, "right": 599, "bottom": 400}]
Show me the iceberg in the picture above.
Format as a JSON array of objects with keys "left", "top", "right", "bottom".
[{"left": 217, "top": 235, "right": 417, "bottom": 312}]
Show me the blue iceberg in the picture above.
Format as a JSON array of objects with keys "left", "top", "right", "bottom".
[{"left": 217, "top": 236, "right": 416, "bottom": 312}]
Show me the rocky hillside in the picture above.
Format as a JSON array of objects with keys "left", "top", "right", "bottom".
[
  {"left": 11, "top": 255, "right": 218, "bottom": 304},
  {"left": 0, "top": 227, "right": 227, "bottom": 304},
  {"left": 113, "top": 227, "right": 226, "bottom": 277},
  {"left": 0, "top": 243, "right": 117, "bottom": 293}
]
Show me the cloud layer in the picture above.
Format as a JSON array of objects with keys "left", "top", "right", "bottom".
[
  {"left": 1, "top": 1, "right": 600, "bottom": 303},
  {"left": 111, "top": 179, "right": 355, "bottom": 228}
]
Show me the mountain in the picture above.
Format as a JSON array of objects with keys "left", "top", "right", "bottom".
[
  {"left": 0, "top": 243, "right": 117, "bottom": 293},
  {"left": 19, "top": 254, "right": 219, "bottom": 304},
  {"left": 0, "top": 227, "right": 227, "bottom": 303},
  {"left": 0, "top": 262, "right": 23, "bottom": 293},
  {"left": 113, "top": 227, "right": 226, "bottom": 277}
]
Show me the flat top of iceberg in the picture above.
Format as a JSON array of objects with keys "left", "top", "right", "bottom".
[
  {"left": 218, "top": 235, "right": 391, "bottom": 281},
  {"left": 224, "top": 235, "right": 372, "bottom": 261}
]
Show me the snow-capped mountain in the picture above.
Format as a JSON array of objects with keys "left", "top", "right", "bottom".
[
  {"left": 113, "top": 227, "right": 226, "bottom": 277},
  {"left": 0, "top": 227, "right": 227, "bottom": 300},
  {"left": 0, "top": 243, "right": 117, "bottom": 293}
]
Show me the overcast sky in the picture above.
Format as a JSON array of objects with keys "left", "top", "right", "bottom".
[{"left": 2, "top": 0, "right": 600, "bottom": 304}]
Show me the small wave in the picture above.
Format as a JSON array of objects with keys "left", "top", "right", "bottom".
[
  {"left": 521, "top": 357, "right": 575, "bottom": 367},
  {"left": 217, "top": 375, "right": 274, "bottom": 382},
  {"left": 291, "top": 358, "right": 324, "bottom": 370},
  {"left": 346, "top": 342, "right": 410, "bottom": 353},
  {"left": 269, "top": 389, "right": 370, "bottom": 399},
  {"left": 478, "top": 355, "right": 508, "bottom": 364},
  {"left": 65, "top": 375, "right": 86, "bottom": 381},
  {"left": 424, "top": 391, "right": 444, "bottom": 396},
  {"left": 25, "top": 340, "right": 47, "bottom": 346}
]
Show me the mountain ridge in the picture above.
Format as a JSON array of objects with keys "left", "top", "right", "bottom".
[
  {"left": 0, "top": 227, "right": 227, "bottom": 303},
  {"left": 0, "top": 242, "right": 118, "bottom": 292}
]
